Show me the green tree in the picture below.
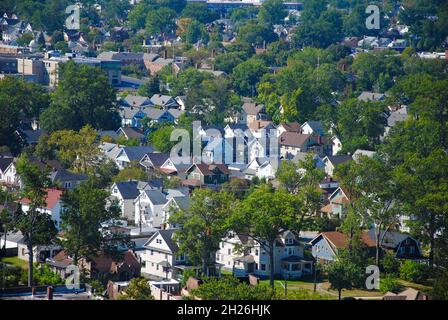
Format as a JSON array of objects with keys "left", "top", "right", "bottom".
[
  {"left": 326, "top": 258, "right": 359, "bottom": 300},
  {"left": 232, "top": 184, "right": 302, "bottom": 288},
  {"left": 145, "top": 7, "right": 176, "bottom": 35},
  {"left": 258, "top": 0, "right": 287, "bottom": 26},
  {"left": 44, "top": 125, "right": 100, "bottom": 173},
  {"left": 0, "top": 77, "right": 50, "bottom": 152},
  {"left": 170, "top": 189, "right": 234, "bottom": 275},
  {"left": 15, "top": 155, "right": 58, "bottom": 287},
  {"left": 190, "top": 276, "right": 279, "bottom": 300},
  {"left": 113, "top": 164, "right": 147, "bottom": 182},
  {"left": 232, "top": 58, "right": 269, "bottom": 96},
  {"left": 117, "top": 277, "right": 154, "bottom": 300},
  {"left": 60, "top": 181, "right": 121, "bottom": 265},
  {"left": 137, "top": 76, "right": 160, "bottom": 97},
  {"left": 181, "top": 2, "right": 218, "bottom": 24},
  {"left": 40, "top": 61, "right": 120, "bottom": 132},
  {"left": 148, "top": 125, "right": 176, "bottom": 153}
]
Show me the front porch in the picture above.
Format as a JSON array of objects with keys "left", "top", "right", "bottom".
[{"left": 281, "top": 256, "right": 314, "bottom": 280}]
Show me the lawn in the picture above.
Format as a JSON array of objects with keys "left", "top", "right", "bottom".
[
  {"left": 1, "top": 256, "right": 28, "bottom": 270},
  {"left": 260, "top": 279, "right": 318, "bottom": 291},
  {"left": 319, "top": 281, "right": 384, "bottom": 298}
]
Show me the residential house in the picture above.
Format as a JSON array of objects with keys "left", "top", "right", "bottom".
[
  {"left": 184, "top": 163, "right": 230, "bottom": 187},
  {"left": 19, "top": 188, "right": 64, "bottom": 230},
  {"left": 244, "top": 157, "right": 280, "bottom": 181},
  {"left": 384, "top": 106, "right": 408, "bottom": 136},
  {"left": 320, "top": 187, "right": 350, "bottom": 219},
  {"left": 301, "top": 121, "right": 325, "bottom": 136},
  {"left": 352, "top": 149, "right": 376, "bottom": 161},
  {"left": 47, "top": 249, "right": 141, "bottom": 281},
  {"left": 278, "top": 132, "right": 329, "bottom": 159},
  {"left": 149, "top": 94, "right": 180, "bottom": 109},
  {"left": 367, "top": 229, "right": 422, "bottom": 260},
  {"left": 357, "top": 91, "right": 386, "bottom": 102},
  {"left": 115, "top": 146, "right": 155, "bottom": 169},
  {"left": 331, "top": 136, "right": 343, "bottom": 155},
  {"left": 161, "top": 196, "right": 190, "bottom": 230},
  {"left": 110, "top": 181, "right": 143, "bottom": 221},
  {"left": 216, "top": 230, "right": 313, "bottom": 280},
  {"left": 276, "top": 122, "right": 302, "bottom": 136},
  {"left": 310, "top": 229, "right": 422, "bottom": 263},
  {"left": 0, "top": 155, "right": 14, "bottom": 185},
  {"left": 140, "top": 229, "right": 187, "bottom": 281},
  {"left": 159, "top": 157, "right": 191, "bottom": 179},
  {"left": 121, "top": 95, "right": 153, "bottom": 108},
  {"left": 50, "top": 169, "right": 88, "bottom": 190},
  {"left": 322, "top": 155, "right": 353, "bottom": 177},
  {"left": 116, "top": 127, "right": 146, "bottom": 144},
  {"left": 139, "top": 152, "right": 170, "bottom": 173},
  {"left": 310, "top": 231, "right": 376, "bottom": 263},
  {"left": 134, "top": 189, "right": 174, "bottom": 228},
  {"left": 241, "top": 102, "right": 267, "bottom": 125}
]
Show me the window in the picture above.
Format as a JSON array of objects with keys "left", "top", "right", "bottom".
[
  {"left": 255, "top": 249, "right": 259, "bottom": 256},
  {"left": 228, "top": 249, "right": 231, "bottom": 255},
  {"left": 261, "top": 264, "right": 266, "bottom": 271},
  {"left": 156, "top": 239, "right": 162, "bottom": 244},
  {"left": 150, "top": 250, "right": 154, "bottom": 255}
]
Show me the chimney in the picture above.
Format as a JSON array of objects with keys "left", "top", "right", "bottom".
[{"left": 47, "top": 286, "right": 53, "bottom": 300}]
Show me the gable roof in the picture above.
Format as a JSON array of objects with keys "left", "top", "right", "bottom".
[
  {"left": 311, "top": 231, "right": 376, "bottom": 249},
  {"left": 279, "top": 122, "right": 302, "bottom": 133},
  {"left": 140, "top": 152, "right": 170, "bottom": 168},
  {"left": 143, "top": 189, "right": 168, "bottom": 205},
  {"left": 50, "top": 169, "right": 88, "bottom": 184},
  {"left": 145, "top": 229, "right": 179, "bottom": 253},
  {"left": 121, "top": 146, "right": 155, "bottom": 162},
  {"left": 357, "top": 91, "right": 386, "bottom": 102},
  {"left": 278, "top": 132, "right": 312, "bottom": 148},
  {"left": 150, "top": 94, "right": 178, "bottom": 107},
  {"left": 20, "top": 188, "right": 63, "bottom": 210},
  {"left": 242, "top": 102, "right": 265, "bottom": 115},
  {"left": 324, "top": 155, "right": 353, "bottom": 166},
  {"left": 117, "top": 127, "right": 145, "bottom": 140},
  {"left": 0, "top": 156, "right": 14, "bottom": 172},
  {"left": 186, "top": 163, "right": 230, "bottom": 176},
  {"left": 301, "top": 121, "right": 324, "bottom": 134},
  {"left": 122, "top": 95, "right": 152, "bottom": 108},
  {"left": 114, "top": 181, "right": 140, "bottom": 200},
  {"left": 367, "top": 229, "right": 414, "bottom": 249}
]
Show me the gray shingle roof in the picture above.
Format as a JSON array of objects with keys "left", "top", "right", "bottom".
[
  {"left": 122, "top": 146, "right": 155, "bottom": 161},
  {"left": 325, "top": 155, "right": 353, "bottom": 166},
  {"left": 50, "top": 169, "right": 88, "bottom": 184},
  {"left": 144, "top": 189, "right": 168, "bottom": 205},
  {"left": 0, "top": 156, "right": 14, "bottom": 172},
  {"left": 114, "top": 181, "right": 140, "bottom": 200}
]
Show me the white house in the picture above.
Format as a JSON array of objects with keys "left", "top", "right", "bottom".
[
  {"left": 140, "top": 229, "right": 186, "bottom": 281},
  {"left": 244, "top": 157, "right": 279, "bottom": 180},
  {"left": 110, "top": 181, "right": 143, "bottom": 221},
  {"left": 216, "top": 230, "right": 313, "bottom": 280},
  {"left": 322, "top": 155, "right": 353, "bottom": 177},
  {"left": 331, "top": 136, "right": 342, "bottom": 155},
  {"left": 161, "top": 196, "right": 190, "bottom": 230},
  {"left": 301, "top": 121, "right": 325, "bottom": 136}
]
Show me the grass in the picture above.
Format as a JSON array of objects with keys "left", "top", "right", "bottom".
[
  {"left": 319, "top": 281, "right": 384, "bottom": 298},
  {"left": 1, "top": 256, "right": 28, "bottom": 270},
  {"left": 260, "top": 279, "right": 318, "bottom": 291},
  {"left": 397, "top": 279, "right": 433, "bottom": 294}
]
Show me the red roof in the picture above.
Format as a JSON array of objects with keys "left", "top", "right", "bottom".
[{"left": 20, "top": 188, "right": 63, "bottom": 210}]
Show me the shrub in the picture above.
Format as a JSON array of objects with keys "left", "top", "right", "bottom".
[
  {"left": 379, "top": 275, "right": 401, "bottom": 293},
  {"left": 381, "top": 252, "right": 400, "bottom": 275},
  {"left": 399, "top": 260, "right": 429, "bottom": 284}
]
